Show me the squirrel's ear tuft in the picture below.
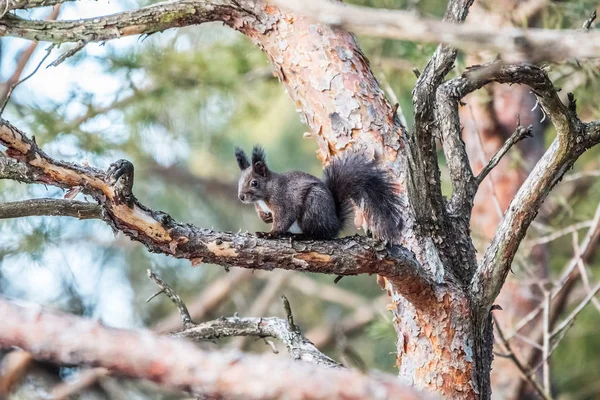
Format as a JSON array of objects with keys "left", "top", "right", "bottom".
[
  {"left": 253, "top": 161, "right": 269, "bottom": 177},
  {"left": 235, "top": 147, "right": 250, "bottom": 170},
  {"left": 252, "top": 145, "right": 266, "bottom": 166}
]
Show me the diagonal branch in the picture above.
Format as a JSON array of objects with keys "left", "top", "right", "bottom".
[
  {"left": 0, "top": 119, "right": 432, "bottom": 303},
  {"left": 476, "top": 123, "right": 534, "bottom": 186},
  {"left": 0, "top": 296, "right": 434, "bottom": 400}
]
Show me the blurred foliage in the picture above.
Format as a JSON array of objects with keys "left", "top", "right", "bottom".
[{"left": 1, "top": 0, "right": 600, "bottom": 398}]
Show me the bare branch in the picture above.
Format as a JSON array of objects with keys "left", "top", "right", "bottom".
[
  {"left": 154, "top": 269, "right": 252, "bottom": 333},
  {"left": 550, "top": 283, "right": 600, "bottom": 339},
  {"left": 147, "top": 269, "right": 194, "bottom": 329},
  {"left": 146, "top": 269, "right": 339, "bottom": 367},
  {"left": 493, "top": 316, "right": 551, "bottom": 400},
  {"left": 0, "top": 44, "right": 55, "bottom": 116},
  {"left": 0, "top": 296, "right": 433, "bottom": 400},
  {"left": 270, "top": 0, "right": 600, "bottom": 63},
  {"left": 471, "top": 61, "right": 600, "bottom": 310},
  {"left": 476, "top": 123, "right": 534, "bottom": 186},
  {"left": 173, "top": 313, "right": 343, "bottom": 368},
  {"left": 0, "top": 198, "right": 101, "bottom": 220},
  {"left": 0, "top": 5, "right": 61, "bottom": 103}
]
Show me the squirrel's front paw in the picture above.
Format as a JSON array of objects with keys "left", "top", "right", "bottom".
[
  {"left": 258, "top": 211, "right": 273, "bottom": 224},
  {"left": 255, "top": 231, "right": 273, "bottom": 239},
  {"left": 106, "top": 159, "right": 135, "bottom": 205}
]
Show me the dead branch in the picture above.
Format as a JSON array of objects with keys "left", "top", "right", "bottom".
[
  {"left": 476, "top": 123, "right": 534, "bottom": 186},
  {"left": 147, "top": 268, "right": 340, "bottom": 367},
  {"left": 0, "top": 297, "right": 435, "bottom": 399},
  {"left": 154, "top": 269, "right": 252, "bottom": 333}
]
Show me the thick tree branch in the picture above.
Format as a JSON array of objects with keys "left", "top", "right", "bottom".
[
  {"left": 0, "top": 119, "right": 432, "bottom": 301},
  {"left": 0, "top": 0, "right": 238, "bottom": 43},
  {"left": 0, "top": 198, "right": 101, "bottom": 220},
  {"left": 0, "top": 297, "right": 434, "bottom": 400},
  {"left": 271, "top": 0, "right": 600, "bottom": 62},
  {"left": 471, "top": 64, "right": 600, "bottom": 310}
]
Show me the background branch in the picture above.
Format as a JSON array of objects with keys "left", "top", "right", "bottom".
[
  {"left": 0, "top": 198, "right": 101, "bottom": 220},
  {"left": 0, "top": 296, "right": 432, "bottom": 400}
]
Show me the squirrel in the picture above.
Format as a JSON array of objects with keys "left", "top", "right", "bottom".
[{"left": 235, "top": 145, "right": 403, "bottom": 242}]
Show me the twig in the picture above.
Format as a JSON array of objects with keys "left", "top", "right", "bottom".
[
  {"left": 0, "top": 44, "right": 55, "bottom": 116},
  {"left": 0, "top": 5, "right": 61, "bottom": 103},
  {"left": 493, "top": 316, "right": 552, "bottom": 400},
  {"left": 153, "top": 269, "right": 252, "bottom": 333},
  {"left": 506, "top": 202, "right": 600, "bottom": 341},
  {"left": 476, "top": 121, "right": 534, "bottom": 186},
  {"left": 550, "top": 283, "right": 600, "bottom": 339},
  {"left": 147, "top": 269, "right": 193, "bottom": 329},
  {"left": 282, "top": 295, "right": 297, "bottom": 332},
  {"left": 572, "top": 230, "right": 600, "bottom": 314},
  {"left": 542, "top": 289, "right": 551, "bottom": 396},
  {"left": 525, "top": 220, "right": 594, "bottom": 248},
  {"left": 233, "top": 271, "right": 290, "bottom": 349},
  {"left": 582, "top": 10, "right": 597, "bottom": 30},
  {"left": 469, "top": 104, "right": 503, "bottom": 219},
  {"left": 48, "top": 40, "right": 87, "bottom": 67}
]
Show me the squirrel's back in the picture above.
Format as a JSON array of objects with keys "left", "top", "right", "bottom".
[{"left": 323, "top": 152, "right": 403, "bottom": 242}]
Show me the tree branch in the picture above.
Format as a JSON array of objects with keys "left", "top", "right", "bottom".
[
  {"left": 0, "top": 0, "right": 239, "bottom": 43},
  {"left": 471, "top": 63, "right": 600, "bottom": 310},
  {"left": 147, "top": 269, "right": 341, "bottom": 367},
  {"left": 0, "top": 198, "right": 101, "bottom": 220},
  {"left": 0, "top": 297, "right": 433, "bottom": 400},
  {"left": 476, "top": 122, "right": 534, "bottom": 186},
  {"left": 0, "top": 119, "right": 432, "bottom": 301},
  {"left": 270, "top": 0, "right": 600, "bottom": 63}
]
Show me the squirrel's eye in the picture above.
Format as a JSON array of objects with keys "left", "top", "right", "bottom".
[{"left": 251, "top": 180, "right": 258, "bottom": 187}]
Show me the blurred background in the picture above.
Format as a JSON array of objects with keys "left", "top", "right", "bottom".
[{"left": 0, "top": 0, "right": 599, "bottom": 399}]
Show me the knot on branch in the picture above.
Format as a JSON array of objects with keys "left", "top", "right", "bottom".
[{"left": 106, "top": 159, "right": 135, "bottom": 206}]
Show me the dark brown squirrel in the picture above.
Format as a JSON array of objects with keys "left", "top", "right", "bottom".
[{"left": 235, "top": 145, "right": 403, "bottom": 242}]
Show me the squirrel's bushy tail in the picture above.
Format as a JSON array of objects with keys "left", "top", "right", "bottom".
[{"left": 323, "top": 152, "right": 403, "bottom": 242}]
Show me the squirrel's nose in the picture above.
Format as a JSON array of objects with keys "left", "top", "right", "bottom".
[{"left": 239, "top": 193, "right": 245, "bottom": 202}]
